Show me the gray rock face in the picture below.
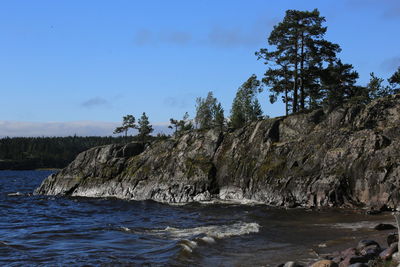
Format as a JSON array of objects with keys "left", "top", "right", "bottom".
[{"left": 35, "top": 94, "right": 400, "bottom": 208}]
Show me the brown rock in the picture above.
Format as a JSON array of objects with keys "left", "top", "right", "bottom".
[
  {"left": 339, "top": 256, "right": 368, "bottom": 267},
  {"left": 310, "top": 260, "right": 338, "bottom": 267},
  {"left": 340, "top": 248, "right": 357, "bottom": 257},
  {"left": 379, "top": 242, "right": 398, "bottom": 260}
]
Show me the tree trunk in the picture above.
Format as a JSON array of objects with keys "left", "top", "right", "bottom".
[
  {"left": 300, "top": 32, "right": 305, "bottom": 110},
  {"left": 285, "top": 88, "right": 289, "bottom": 116},
  {"left": 293, "top": 36, "right": 299, "bottom": 113}
]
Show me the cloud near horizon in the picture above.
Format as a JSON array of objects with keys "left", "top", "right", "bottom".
[
  {"left": 133, "top": 17, "right": 276, "bottom": 48},
  {"left": 0, "top": 120, "right": 171, "bottom": 138},
  {"left": 81, "top": 97, "right": 112, "bottom": 109},
  {"left": 381, "top": 57, "right": 400, "bottom": 72}
]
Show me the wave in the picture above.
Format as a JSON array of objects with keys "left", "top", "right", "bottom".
[
  {"left": 7, "top": 192, "right": 24, "bottom": 196},
  {"left": 152, "top": 221, "right": 260, "bottom": 240},
  {"left": 330, "top": 221, "right": 392, "bottom": 231},
  {"left": 119, "top": 222, "right": 259, "bottom": 255},
  {"left": 198, "top": 198, "right": 263, "bottom": 205}
]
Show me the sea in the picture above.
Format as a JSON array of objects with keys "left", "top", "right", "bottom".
[{"left": 0, "top": 170, "right": 395, "bottom": 266}]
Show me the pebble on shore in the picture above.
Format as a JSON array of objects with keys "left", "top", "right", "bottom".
[{"left": 279, "top": 225, "right": 399, "bottom": 267}]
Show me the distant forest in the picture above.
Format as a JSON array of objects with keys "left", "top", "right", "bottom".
[{"left": 0, "top": 136, "right": 164, "bottom": 170}]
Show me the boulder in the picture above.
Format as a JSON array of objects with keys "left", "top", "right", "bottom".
[
  {"left": 339, "top": 255, "right": 368, "bottom": 267},
  {"left": 310, "top": 260, "right": 338, "bottom": 267},
  {"left": 379, "top": 242, "right": 398, "bottom": 260},
  {"left": 374, "top": 223, "right": 397, "bottom": 231}
]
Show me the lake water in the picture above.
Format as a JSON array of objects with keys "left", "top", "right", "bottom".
[{"left": 0, "top": 170, "right": 395, "bottom": 266}]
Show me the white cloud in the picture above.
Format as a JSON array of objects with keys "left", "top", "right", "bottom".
[{"left": 0, "top": 120, "right": 171, "bottom": 137}]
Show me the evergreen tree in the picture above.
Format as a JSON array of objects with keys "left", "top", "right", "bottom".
[
  {"left": 388, "top": 67, "right": 400, "bottom": 91},
  {"left": 230, "top": 75, "right": 263, "bottom": 129},
  {"left": 137, "top": 112, "right": 153, "bottom": 142},
  {"left": 113, "top": 115, "right": 136, "bottom": 141},
  {"left": 168, "top": 112, "right": 193, "bottom": 135},
  {"left": 213, "top": 103, "right": 225, "bottom": 130},
  {"left": 195, "top": 91, "right": 225, "bottom": 129},
  {"left": 321, "top": 60, "right": 361, "bottom": 108},
  {"left": 256, "top": 9, "right": 340, "bottom": 113},
  {"left": 367, "top": 72, "right": 394, "bottom": 99}
]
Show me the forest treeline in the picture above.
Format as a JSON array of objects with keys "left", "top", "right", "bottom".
[{"left": 0, "top": 135, "right": 166, "bottom": 170}]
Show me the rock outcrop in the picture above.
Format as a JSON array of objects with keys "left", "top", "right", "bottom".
[{"left": 35, "top": 94, "right": 400, "bottom": 209}]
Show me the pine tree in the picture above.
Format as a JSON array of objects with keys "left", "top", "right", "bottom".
[
  {"left": 256, "top": 9, "right": 340, "bottom": 113},
  {"left": 137, "top": 112, "right": 153, "bottom": 142},
  {"left": 321, "top": 60, "right": 361, "bottom": 108},
  {"left": 367, "top": 72, "right": 395, "bottom": 99},
  {"left": 113, "top": 115, "right": 136, "bottom": 142},
  {"left": 230, "top": 75, "right": 263, "bottom": 129},
  {"left": 213, "top": 103, "right": 225, "bottom": 130},
  {"left": 168, "top": 112, "right": 193, "bottom": 135},
  {"left": 388, "top": 67, "right": 400, "bottom": 92},
  {"left": 195, "top": 92, "right": 225, "bottom": 130}
]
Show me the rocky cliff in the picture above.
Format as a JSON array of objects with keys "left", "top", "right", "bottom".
[{"left": 35, "top": 94, "right": 400, "bottom": 209}]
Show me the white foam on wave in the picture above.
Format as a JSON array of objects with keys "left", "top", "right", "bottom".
[
  {"left": 156, "top": 222, "right": 260, "bottom": 240},
  {"left": 7, "top": 192, "right": 23, "bottom": 196},
  {"left": 330, "top": 221, "right": 382, "bottom": 231},
  {"left": 179, "top": 239, "right": 198, "bottom": 253},
  {"left": 200, "top": 236, "right": 215, "bottom": 244},
  {"left": 198, "top": 198, "right": 263, "bottom": 206},
  {"left": 120, "top": 222, "right": 259, "bottom": 254}
]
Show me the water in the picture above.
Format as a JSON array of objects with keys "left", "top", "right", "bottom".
[{"left": 0, "top": 170, "right": 395, "bottom": 266}]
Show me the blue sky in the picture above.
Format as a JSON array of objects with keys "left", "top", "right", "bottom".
[{"left": 1, "top": 0, "right": 399, "bottom": 136}]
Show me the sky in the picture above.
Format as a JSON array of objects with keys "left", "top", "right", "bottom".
[{"left": 1, "top": 0, "right": 399, "bottom": 137}]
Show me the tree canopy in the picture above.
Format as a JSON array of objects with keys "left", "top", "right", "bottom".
[
  {"left": 230, "top": 74, "right": 263, "bottom": 129},
  {"left": 195, "top": 91, "right": 225, "bottom": 130},
  {"left": 113, "top": 115, "right": 136, "bottom": 139},
  {"left": 169, "top": 112, "right": 194, "bottom": 135},
  {"left": 256, "top": 9, "right": 341, "bottom": 113},
  {"left": 137, "top": 112, "right": 153, "bottom": 141}
]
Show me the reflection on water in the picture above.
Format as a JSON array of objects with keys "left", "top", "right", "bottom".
[{"left": 0, "top": 170, "right": 395, "bottom": 266}]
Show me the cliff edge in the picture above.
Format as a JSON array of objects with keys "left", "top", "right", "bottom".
[{"left": 35, "top": 94, "right": 400, "bottom": 209}]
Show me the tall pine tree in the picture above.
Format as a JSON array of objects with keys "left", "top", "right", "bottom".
[{"left": 256, "top": 9, "right": 340, "bottom": 113}]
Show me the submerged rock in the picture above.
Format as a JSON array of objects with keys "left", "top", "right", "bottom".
[
  {"left": 35, "top": 94, "right": 400, "bottom": 208},
  {"left": 374, "top": 223, "right": 397, "bottom": 231}
]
